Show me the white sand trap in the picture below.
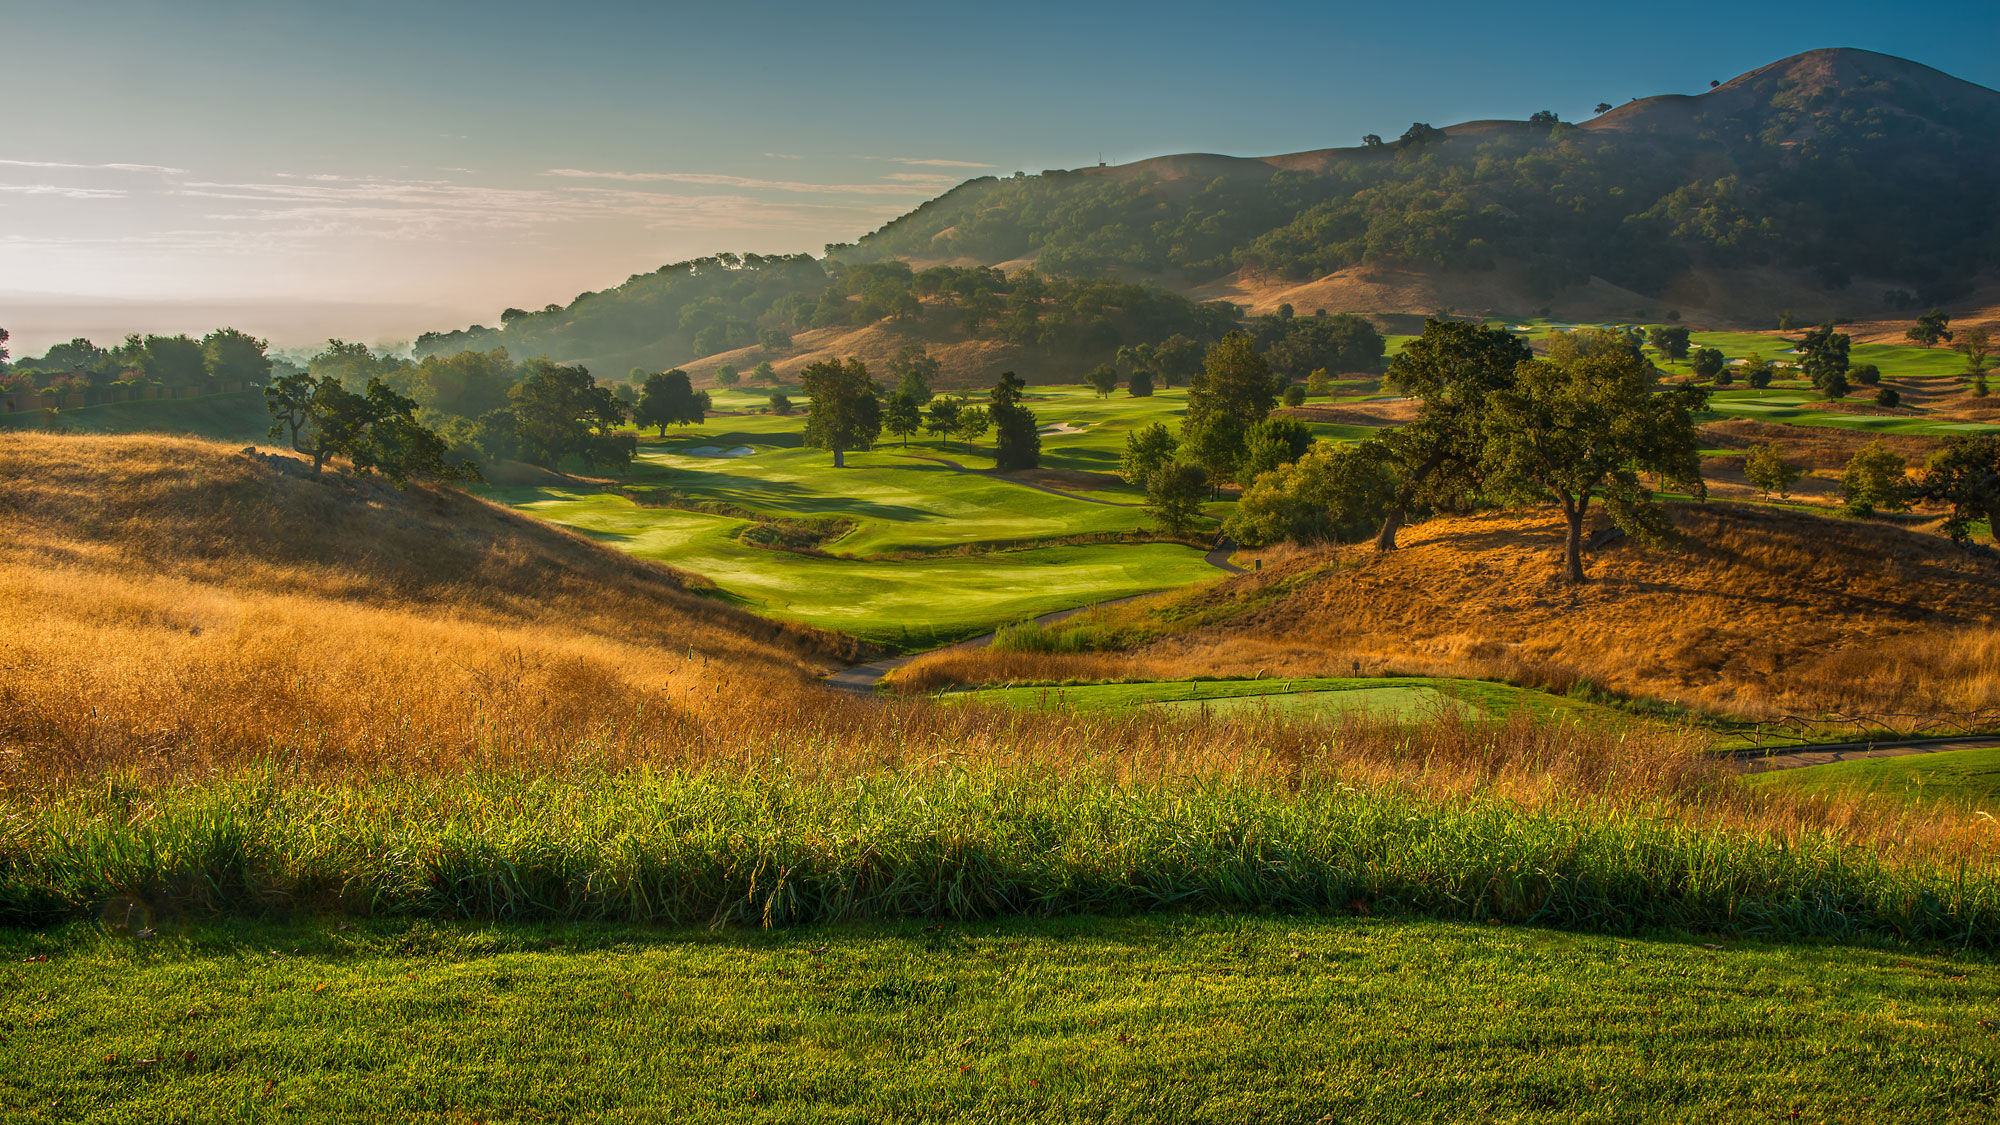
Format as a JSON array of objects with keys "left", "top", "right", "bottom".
[
  {"left": 1038, "top": 422, "right": 1090, "bottom": 435},
  {"left": 683, "top": 445, "right": 756, "bottom": 458}
]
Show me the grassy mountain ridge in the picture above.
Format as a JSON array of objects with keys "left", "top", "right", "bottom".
[{"left": 839, "top": 48, "right": 2000, "bottom": 311}]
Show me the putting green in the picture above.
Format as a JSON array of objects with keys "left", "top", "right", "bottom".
[{"left": 1146, "top": 685, "right": 1480, "bottom": 722}]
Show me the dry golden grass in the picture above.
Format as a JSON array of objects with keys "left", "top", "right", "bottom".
[
  {"left": 893, "top": 504, "right": 2000, "bottom": 725},
  {"left": 1, "top": 434, "right": 1995, "bottom": 873},
  {"left": 0, "top": 432, "right": 861, "bottom": 783}
]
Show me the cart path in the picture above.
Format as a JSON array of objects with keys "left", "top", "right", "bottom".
[{"left": 1729, "top": 734, "right": 2000, "bottom": 773}]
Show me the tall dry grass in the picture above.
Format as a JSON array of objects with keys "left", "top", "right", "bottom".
[
  {"left": 5, "top": 433, "right": 2000, "bottom": 937},
  {"left": 894, "top": 504, "right": 2000, "bottom": 727}
]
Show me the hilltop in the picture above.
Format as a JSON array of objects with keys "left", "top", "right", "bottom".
[{"left": 893, "top": 503, "right": 2000, "bottom": 724}]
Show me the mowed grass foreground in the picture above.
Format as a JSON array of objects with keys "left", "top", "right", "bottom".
[{"left": 5, "top": 915, "right": 1997, "bottom": 1123}]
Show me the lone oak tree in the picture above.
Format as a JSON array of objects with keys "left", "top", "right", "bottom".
[
  {"left": 799, "top": 357, "right": 880, "bottom": 467},
  {"left": 1481, "top": 351, "right": 1708, "bottom": 583}
]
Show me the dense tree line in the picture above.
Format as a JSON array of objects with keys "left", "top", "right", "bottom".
[{"left": 1, "top": 329, "right": 281, "bottom": 397}]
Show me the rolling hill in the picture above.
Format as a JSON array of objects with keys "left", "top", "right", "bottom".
[
  {"left": 839, "top": 48, "right": 2000, "bottom": 325},
  {"left": 892, "top": 503, "right": 2000, "bottom": 726},
  {"left": 0, "top": 432, "right": 859, "bottom": 779}
]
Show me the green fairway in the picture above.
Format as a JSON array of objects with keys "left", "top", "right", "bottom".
[
  {"left": 1745, "top": 747, "right": 2000, "bottom": 811},
  {"left": 493, "top": 484, "right": 1218, "bottom": 648},
  {"left": 4, "top": 916, "right": 1995, "bottom": 1123},
  {"left": 486, "top": 385, "right": 1277, "bottom": 647},
  {"left": 946, "top": 675, "right": 1619, "bottom": 726}
]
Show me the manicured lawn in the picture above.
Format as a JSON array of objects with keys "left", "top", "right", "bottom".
[
  {"left": 491, "top": 485, "right": 1218, "bottom": 648},
  {"left": 944, "top": 675, "right": 1621, "bottom": 726},
  {"left": 3, "top": 915, "right": 1995, "bottom": 1123},
  {"left": 1745, "top": 747, "right": 2000, "bottom": 811}
]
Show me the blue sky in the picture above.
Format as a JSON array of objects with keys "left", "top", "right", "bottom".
[{"left": 5, "top": 0, "right": 1996, "bottom": 351}]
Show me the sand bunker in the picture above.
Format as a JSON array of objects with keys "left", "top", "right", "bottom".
[
  {"left": 684, "top": 445, "right": 756, "bottom": 458},
  {"left": 1038, "top": 422, "right": 1090, "bottom": 435}
]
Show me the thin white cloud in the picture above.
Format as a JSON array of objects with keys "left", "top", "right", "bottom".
[
  {"left": 763, "top": 152, "right": 804, "bottom": 160},
  {"left": 884, "top": 172, "right": 961, "bottom": 184},
  {"left": 0, "top": 158, "right": 186, "bottom": 175},
  {"left": 541, "top": 168, "right": 945, "bottom": 196},
  {"left": 892, "top": 157, "right": 994, "bottom": 168},
  {"left": 0, "top": 184, "right": 127, "bottom": 199}
]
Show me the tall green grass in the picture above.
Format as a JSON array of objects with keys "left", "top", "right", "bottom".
[{"left": 5, "top": 768, "right": 1996, "bottom": 945}]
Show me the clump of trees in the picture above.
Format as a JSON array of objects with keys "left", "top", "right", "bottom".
[
  {"left": 1916, "top": 434, "right": 2000, "bottom": 546},
  {"left": 1840, "top": 441, "right": 1909, "bottom": 516},
  {"left": 264, "top": 373, "right": 477, "bottom": 485},
  {"left": 6, "top": 329, "right": 280, "bottom": 400},
  {"left": 1744, "top": 442, "right": 1800, "bottom": 499},
  {"left": 1213, "top": 319, "right": 1709, "bottom": 582}
]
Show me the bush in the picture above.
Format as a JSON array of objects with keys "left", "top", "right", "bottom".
[
  {"left": 1840, "top": 440, "right": 1910, "bottom": 516},
  {"left": 1852, "top": 364, "right": 1880, "bottom": 385},
  {"left": 1875, "top": 387, "right": 1901, "bottom": 407},
  {"left": 1282, "top": 384, "right": 1306, "bottom": 408}
]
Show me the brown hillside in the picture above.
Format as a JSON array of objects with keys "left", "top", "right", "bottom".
[
  {"left": 895, "top": 505, "right": 2000, "bottom": 724},
  {"left": 0, "top": 433, "right": 855, "bottom": 780}
]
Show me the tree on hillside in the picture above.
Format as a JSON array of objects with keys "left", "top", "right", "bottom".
[
  {"left": 1481, "top": 351, "right": 1709, "bottom": 583},
  {"left": 1224, "top": 442, "right": 1397, "bottom": 547},
  {"left": 759, "top": 328, "right": 791, "bottom": 354},
  {"left": 1646, "top": 325, "right": 1691, "bottom": 361},
  {"left": 1400, "top": 122, "right": 1442, "bottom": 145},
  {"left": 509, "top": 361, "right": 636, "bottom": 472},
  {"left": 1690, "top": 347, "right": 1726, "bottom": 382},
  {"left": 889, "top": 344, "right": 939, "bottom": 403},
  {"left": 634, "top": 369, "right": 706, "bottom": 435},
  {"left": 1361, "top": 134, "right": 1383, "bottom": 147},
  {"left": 264, "top": 372, "right": 473, "bottom": 483},
  {"left": 1797, "top": 322, "right": 1852, "bottom": 399},
  {"left": 1127, "top": 369, "right": 1155, "bottom": 397},
  {"left": 1907, "top": 309, "right": 1953, "bottom": 348},
  {"left": 1085, "top": 363, "right": 1119, "bottom": 399},
  {"left": 1915, "top": 434, "right": 2000, "bottom": 546},
  {"left": 202, "top": 328, "right": 273, "bottom": 386},
  {"left": 714, "top": 364, "right": 740, "bottom": 386},
  {"left": 1743, "top": 442, "right": 1800, "bottom": 499},
  {"left": 924, "top": 396, "right": 960, "bottom": 439},
  {"left": 1121, "top": 422, "right": 1179, "bottom": 485},
  {"left": 1840, "top": 440, "right": 1910, "bottom": 516},
  {"left": 799, "top": 358, "right": 880, "bottom": 467},
  {"left": 1528, "top": 110, "right": 1560, "bottom": 128},
  {"left": 884, "top": 390, "right": 923, "bottom": 447},
  {"left": 752, "top": 360, "right": 778, "bottom": 384},
  {"left": 1145, "top": 463, "right": 1210, "bottom": 537},
  {"left": 1373, "top": 319, "right": 1532, "bottom": 550},
  {"left": 1187, "top": 331, "right": 1276, "bottom": 428},
  {"left": 1593, "top": 102, "right": 1613, "bottom": 115}
]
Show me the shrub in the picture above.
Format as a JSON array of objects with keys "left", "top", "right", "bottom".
[
  {"left": 1282, "top": 384, "right": 1307, "bottom": 408},
  {"left": 1840, "top": 440, "right": 1910, "bottom": 516},
  {"left": 1875, "top": 387, "right": 1900, "bottom": 408},
  {"left": 1852, "top": 364, "right": 1880, "bottom": 385}
]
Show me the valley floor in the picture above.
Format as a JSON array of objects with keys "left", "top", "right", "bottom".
[{"left": 4, "top": 916, "right": 1996, "bottom": 1124}]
